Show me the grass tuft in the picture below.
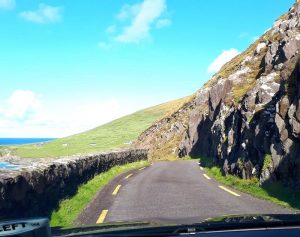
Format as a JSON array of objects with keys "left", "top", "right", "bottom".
[{"left": 262, "top": 154, "right": 273, "bottom": 172}]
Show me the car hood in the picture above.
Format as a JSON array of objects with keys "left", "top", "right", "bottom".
[{"left": 52, "top": 214, "right": 300, "bottom": 236}]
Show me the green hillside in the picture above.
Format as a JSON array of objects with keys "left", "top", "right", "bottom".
[{"left": 4, "top": 97, "right": 190, "bottom": 158}]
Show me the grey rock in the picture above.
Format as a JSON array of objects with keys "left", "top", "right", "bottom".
[
  {"left": 296, "top": 102, "right": 300, "bottom": 121},
  {"left": 291, "top": 118, "right": 300, "bottom": 138},
  {"left": 223, "top": 159, "right": 230, "bottom": 176},
  {"left": 294, "top": 3, "right": 300, "bottom": 17},
  {"left": 282, "top": 38, "right": 300, "bottom": 60},
  {"left": 288, "top": 102, "right": 297, "bottom": 120},
  {"left": 278, "top": 96, "right": 290, "bottom": 118},
  {"left": 244, "top": 161, "right": 254, "bottom": 179},
  {"left": 275, "top": 113, "right": 285, "bottom": 132},
  {"left": 270, "top": 143, "right": 283, "bottom": 170},
  {"left": 283, "top": 138, "right": 294, "bottom": 154},
  {"left": 265, "top": 42, "right": 279, "bottom": 67},
  {"left": 260, "top": 168, "right": 271, "bottom": 185}
]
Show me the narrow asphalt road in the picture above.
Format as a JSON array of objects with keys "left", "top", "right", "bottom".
[{"left": 76, "top": 160, "right": 294, "bottom": 225}]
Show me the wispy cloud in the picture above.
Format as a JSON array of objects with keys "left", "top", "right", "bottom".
[
  {"left": 0, "top": 0, "right": 15, "bottom": 10},
  {"left": 99, "top": 0, "right": 171, "bottom": 48},
  {"left": 116, "top": 3, "right": 142, "bottom": 21},
  {"left": 115, "top": 0, "right": 167, "bottom": 43},
  {"left": 207, "top": 48, "right": 240, "bottom": 74},
  {"left": 19, "top": 4, "right": 63, "bottom": 24},
  {"left": 155, "top": 18, "right": 171, "bottom": 29},
  {"left": 1, "top": 90, "right": 41, "bottom": 119},
  {"left": 0, "top": 90, "right": 138, "bottom": 137}
]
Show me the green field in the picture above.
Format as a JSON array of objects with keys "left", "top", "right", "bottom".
[{"left": 3, "top": 97, "right": 190, "bottom": 158}]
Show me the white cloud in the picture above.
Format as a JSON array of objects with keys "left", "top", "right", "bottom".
[
  {"left": 207, "top": 48, "right": 240, "bottom": 74},
  {"left": 0, "top": 91, "right": 143, "bottom": 138},
  {"left": 66, "top": 98, "right": 121, "bottom": 133},
  {"left": 19, "top": 4, "right": 63, "bottom": 24},
  {"left": 99, "top": 0, "right": 171, "bottom": 47},
  {"left": 55, "top": 98, "right": 143, "bottom": 137},
  {"left": 2, "top": 90, "right": 41, "bottom": 119},
  {"left": 115, "top": 0, "right": 168, "bottom": 43},
  {"left": 0, "top": 0, "right": 15, "bottom": 10},
  {"left": 116, "top": 3, "right": 142, "bottom": 21},
  {"left": 155, "top": 18, "right": 171, "bottom": 29}
]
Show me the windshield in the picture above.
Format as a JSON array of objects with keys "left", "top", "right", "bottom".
[{"left": 0, "top": 0, "right": 299, "bottom": 232}]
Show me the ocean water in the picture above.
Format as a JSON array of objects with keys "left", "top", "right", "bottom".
[
  {"left": 0, "top": 162, "right": 18, "bottom": 169},
  {"left": 0, "top": 138, "right": 56, "bottom": 146}
]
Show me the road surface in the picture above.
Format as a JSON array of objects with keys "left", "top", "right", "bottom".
[{"left": 76, "top": 160, "right": 294, "bottom": 225}]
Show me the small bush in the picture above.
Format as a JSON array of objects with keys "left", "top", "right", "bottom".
[{"left": 262, "top": 154, "right": 273, "bottom": 171}]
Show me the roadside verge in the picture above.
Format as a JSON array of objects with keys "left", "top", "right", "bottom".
[
  {"left": 199, "top": 157, "right": 300, "bottom": 212},
  {"left": 50, "top": 160, "right": 149, "bottom": 227}
]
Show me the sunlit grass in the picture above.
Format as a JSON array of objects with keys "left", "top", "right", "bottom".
[{"left": 199, "top": 157, "right": 300, "bottom": 211}]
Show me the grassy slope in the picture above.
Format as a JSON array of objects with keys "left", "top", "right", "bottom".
[
  {"left": 50, "top": 160, "right": 149, "bottom": 227},
  {"left": 6, "top": 97, "right": 190, "bottom": 158}
]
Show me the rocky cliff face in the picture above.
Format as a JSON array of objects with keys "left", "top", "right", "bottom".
[{"left": 136, "top": 3, "right": 300, "bottom": 186}]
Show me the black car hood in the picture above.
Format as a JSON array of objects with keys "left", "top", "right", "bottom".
[{"left": 52, "top": 214, "right": 300, "bottom": 236}]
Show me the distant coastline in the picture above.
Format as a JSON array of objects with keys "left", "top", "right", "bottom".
[{"left": 0, "top": 138, "right": 56, "bottom": 146}]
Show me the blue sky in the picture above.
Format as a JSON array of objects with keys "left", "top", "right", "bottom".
[{"left": 0, "top": 0, "right": 295, "bottom": 137}]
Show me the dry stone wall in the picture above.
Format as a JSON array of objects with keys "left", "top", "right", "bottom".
[{"left": 0, "top": 149, "right": 147, "bottom": 219}]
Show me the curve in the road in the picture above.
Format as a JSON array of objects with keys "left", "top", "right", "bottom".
[{"left": 76, "top": 160, "right": 294, "bottom": 225}]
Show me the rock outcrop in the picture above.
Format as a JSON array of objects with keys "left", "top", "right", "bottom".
[
  {"left": 136, "top": 2, "right": 300, "bottom": 186},
  {"left": 0, "top": 149, "right": 147, "bottom": 219}
]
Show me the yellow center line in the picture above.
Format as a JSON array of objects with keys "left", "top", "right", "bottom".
[
  {"left": 219, "top": 185, "right": 241, "bottom": 197},
  {"left": 203, "top": 174, "right": 211, "bottom": 180},
  {"left": 112, "top": 185, "right": 121, "bottom": 195},
  {"left": 96, "top": 210, "right": 108, "bottom": 224},
  {"left": 125, "top": 173, "right": 133, "bottom": 179},
  {"left": 139, "top": 167, "right": 146, "bottom": 170},
  {"left": 199, "top": 167, "right": 204, "bottom": 170}
]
